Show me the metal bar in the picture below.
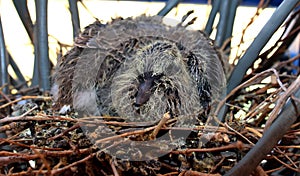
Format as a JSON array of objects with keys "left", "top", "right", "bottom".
[
  {"left": 68, "top": 0, "right": 81, "bottom": 39},
  {"left": 31, "top": 34, "right": 39, "bottom": 87},
  {"left": 223, "top": 0, "right": 239, "bottom": 50},
  {"left": 157, "top": 0, "right": 180, "bottom": 16},
  {"left": 204, "top": 0, "right": 221, "bottom": 35},
  {"left": 254, "top": 9, "right": 300, "bottom": 74},
  {"left": 0, "top": 15, "right": 9, "bottom": 94},
  {"left": 125, "top": 0, "right": 282, "bottom": 6},
  {"left": 215, "top": 0, "right": 230, "bottom": 47},
  {"left": 227, "top": 0, "right": 299, "bottom": 93},
  {"left": 13, "top": 0, "right": 34, "bottom": 43},
  {"left": 218, "top": 0, "right": 300, "bottom": 122},
  {"left": 0, "top": 14, "right": 9, "bottom": 141},
  {"left": 35, "top": 0, "right": 50, "bottom": 91}
]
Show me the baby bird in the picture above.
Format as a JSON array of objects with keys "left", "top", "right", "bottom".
[{"left": 52, "top": 15, "right": 226, "bottom": 124}]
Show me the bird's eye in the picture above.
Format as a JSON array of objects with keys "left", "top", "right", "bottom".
[{"left": 137, "top": 75, "right": 144, "bottom": 82}]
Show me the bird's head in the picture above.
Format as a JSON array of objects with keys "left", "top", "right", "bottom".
[
  {"left": 134, "top": 71, "right": 163, "bottom": 107},
  {"left": 111, "top": 40, "right": 201, "bottom": 122}
]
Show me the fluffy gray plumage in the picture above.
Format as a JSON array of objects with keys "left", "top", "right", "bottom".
[{"left": 52, "top": 15, "right": 226, "bottom": 124}]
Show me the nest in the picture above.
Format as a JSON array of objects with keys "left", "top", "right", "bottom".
[
  {"left": 0, "top": 8, "right": 300, "bottom": 176},
  {"left": 0, "top": 63, "right": 299, "bottom": 176}
]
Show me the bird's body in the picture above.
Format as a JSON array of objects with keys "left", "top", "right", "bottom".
[{"left": 52, "top": 15, "right": 226, "bottom": 124}]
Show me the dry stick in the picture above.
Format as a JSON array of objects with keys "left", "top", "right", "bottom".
[
  {"left": 150, "top": 112, "right": 170, "bottom": 139},
  {"left": 95, "top": 125, "right": 156, "bottom": 145},
  {"left": 0, "top": 156, "right": 39, "bottom": 166},
  {"left": 0, "top": 115, "right": 76, "bottom": 124},
  {"left": 20, "top": 104, "right": 38, "bottom": 117},
  {"left": 181, "top": 170, "right": 221, "bottom": 176},
  {"left": 157, "top": 172, "right": 179, "bottom": 176},
  {"left": 265, "top": 75, "right": 300, "bottom": 131},
  {"left": 110, "top": 159, "right": 120, "bottom": 176},
  {"left": 214, "top": 68, "right": 285, "bottom": 116},
  {"left": 280, "top": 25, "right": 300, "bottom": 42},
  {"left": 224, "top": 123, "right": 255, "bottom": 146},
  {"left": 0, "top": 148, "right": 92, "bottom": 166},
  {"left": 0, "top": 124, "right": 33, "bottom": 144},
  {"left": 53, "top": 157, "right": 67, "bottom": 170},
  {"left": 265, "top": 161, "right": 300, "bottom": 174},
  {"left": 244, "top": 87, "right": 282, "bottom": 120},
  {"left": 0, "top": 151, "right": 24, "bottom": 156},
  {"left": 220, "top": 36, "right": 233, "bottom": 52},
  {"left": 33, "top": 148, "right": 52, "bottom": 174},
  {"left": 0, "top": 90, "right": 11, "bottom": 102},
  {"left": 245, "top": 127, "right": 262, "bottom": 138},
  {"left": 211, "top": 157, "right": 226, "bottom": 173},
  {"left": 272, "top": 155, "right": 300, "bottom": 173},
  {"left": 274, "top": 147, "right": 298, "bottom": 168},
  {"left": 224, "top": 102, "right": 244, "bottom": 111},
  {"left": 275, "top": 53, "right": 300, "bottom": 69},
  {"left": 171, "top": 141, "right": 250, "bottom": 155},
  {"left": 0, "top": 96, "right": 52, "bottom": 109},
  {"left": 94, "top": 113, "right": 173, "bottom": 145},
  {"left": 0, "top": 83, "right": 8, "bottom": 91},
  {"left": 79, "top": 116, "right": 160, "bottom": 127},
  {"left": 291, "top": 122, "right": 300, "bottom": 129},
  {"left": 0, "top": 138, "right": 64, "bottom": 152},
  {"left": 232, "top": 0, "right": 268, "bottom": 64},
  {"left": 0, "top": 122, "right": 21, "bottom": 133},
  {"left": 291, "top": 95, "right": 300, "bottom": 104},
  {"left": 254, "top": 166, "right": 268, "bottom": 176},
  {"left": 49, "top": 123, "right": 81, "bottom": 140},
  {"left": 0, "top": 138, "right": 36, "bottom": 150},
  {"left": 265, "top": 166, "right": 286, "bottom": 174},
  {"left": 97, "top": 137, "right": 131, "bottom": 154},
  {"left": 50, "top": 153, "right": 96, "bottom": 175}
]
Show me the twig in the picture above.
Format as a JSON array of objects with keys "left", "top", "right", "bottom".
[
  {"left": 0, "top": 147, "right": 92, "bottom": 166},
  {"left": 33, "top": 148, "right": 51, "bottom": 174},
  {"left": 94, "top": 113, "right": 176, "bottom": 144},
  {"left": 51, "top": 153, "right": 96, "bottom": 175},
  {"left": 95, "top": 125, "right": 156, "bottom": 145},
  {"left": 291, "top": 95, "right": 300, "bottom": 104},
  {"left": 274, "top": 53, "right": 300, "bottom": 69},
  {"left": 245, "top": 127, "right": 262, "bottom": 138},
  {"left": 272, "top": 155, "right": 300, "bottom": 173},
  {"left": 110, "top": 159, "right": 120, "bottom": 176},
  {"left": 274, "top": 147, "right": 298, "bottom": 168},
  {"left": 0, "top": 83, "right": 8, "bottom": 92},
  {"left": 244, "top": 86, "right": 282, "bottom": 120},
  {"left": 20, "top": 104, "right": 38, "bottom": 117},
  {"left": 171, "top": 141, "right": 250, "bottom": 154},
  {"left": 265, "top": 75, "right": 300, "bottom": 131},
  {"left": 225, "top": 123, "right": 255, "bottom": 146},
  {"left": 181, "top": 170, "right": 221, "bottom": 176},
  {"left": 150, "top": 112, "right": 170, "bottom": 139},
  {"left": 0, "top": 90, "right": 11, "bottom": 102},
  {"left": 0, "top": 115, "right": 76, "bottom": 124},
  {"left": 0, "top": 96, "right": 51, "bottom": 109},
  {"left": 253, "top": 166, "right": 268, "bottom": 176},
  {"left": 232, "top": 0, "right": 268, "bottom": 63},
  {"left": 215, "top": 68, "right": 283, "bottom": 116},
  {"left": 48, "top": 123, "right": 80, "bottom": 140}
]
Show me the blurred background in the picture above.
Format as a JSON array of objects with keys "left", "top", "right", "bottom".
[{"left": 1, "top": 0, "right": 297, "bottom": 90}]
